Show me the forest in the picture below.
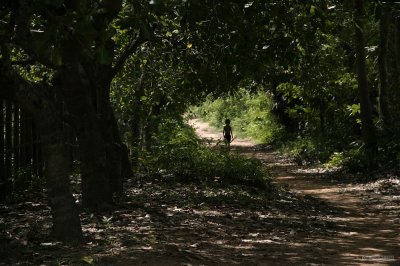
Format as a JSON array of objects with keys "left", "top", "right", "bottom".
[{"left": 1, "top": 0, "right": 400, "bottom": 265}]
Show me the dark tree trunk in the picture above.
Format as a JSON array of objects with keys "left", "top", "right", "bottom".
[
  {"left": 270, "top": 81, "right": 297, "bottom": 133},
  {"left": 87, "top": 62, "right": 131, "bottom": 196},
  {"left": 5, "top": 101, "right": 12, "bottom": 184},
  {"left": 104, "top": 102, "right": 129, "bottom": 195},
  {"left": 395, "top": 17, "right": 400, "bottom": 80},
  {"left": 378, "top": 10, "right": 391, "bottom": 131},
  {"left": 354, "top": 0, "right": 378, "bottom": 167},
  {"left": 32, "top": 121, "right": 40, "bottom": 177},
  {"left": 144, "top": 120, "right": 153, "bottom": 151},
  {"left": 319, "top": 102, "right": 326, "bottom": 135},
  {"left": 20, "top": 111, "right": 33, "bottom": 180},
  {"left": 58, "top": 67, "right": 113, "bottom": 210},
  {"left": 39, "top": 113, "right": 83, "bottom": 242},
  {"left": 19, "top": 110, "right": 26, "bottom": 174},
  {"left": 37, "top": 133, "right": 44, "bottom": 178},
  {"left": 13, "top": 105, "right": 20, "bottom": 176},
  {"left": 78, "top": 126, "right": 113, "bottom": 209},
  {"left": 27, "top": 115, "right": 33, "bottom": 176},
  {"left": 0, "top": 100, "right": 5, "bottom": 200},
  {"left": 130, "top": 71, "right": 146, "bottom": 170}
]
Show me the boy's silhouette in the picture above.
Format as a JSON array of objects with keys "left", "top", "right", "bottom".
[{"left": 223, "top": 119, "right": 233, "bottom": 147}]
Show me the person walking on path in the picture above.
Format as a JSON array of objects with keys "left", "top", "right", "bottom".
[{"left": 223, "top": 119, "right": 233, "bottom": 148}]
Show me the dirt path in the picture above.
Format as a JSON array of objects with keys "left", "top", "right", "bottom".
[
  {"left": 3, "top": 120, "right": 399, "bottom": 266},
  {"left": 189, "top": 119, "right": 400, "bottom": 265}
]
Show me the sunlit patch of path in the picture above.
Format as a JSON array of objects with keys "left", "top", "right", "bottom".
[
  {"left": 189, "top": 118, "right": 400, "bottom": 266},
  {"left": 188, "top": 119, "right": 253, "bottom": 147}
]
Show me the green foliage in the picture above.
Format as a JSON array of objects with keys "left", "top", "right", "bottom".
[
  {"left": 277, "top": 137, "right": 333, "bottom": 165},
  {"left": 140, "top": 119, "right": 271, "bottom": 190},
  {"left": 192, "top": 88, "right": 283, "bottom": 144},
  {"left": 325, "top": 142, "right": 371, "bottom": 172}
]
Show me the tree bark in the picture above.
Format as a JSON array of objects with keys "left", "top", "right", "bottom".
[
  {"left": 87, "top": 62, "right": 132, "bottom": 197},
  {"left": 378, "top": 10, "right": 391, "bottom": 131},
  {"left": 130, "top": 71, "right": 146, "bottom": 170},
  {"left": 13, "top": 105, "right": 21, "bottom": 186},
  {"left": 354, "top": 0, "right": 378, "bottom": 167},
  {"left": 39, "top": 114, "right": 83, "bottom": 242},
  {"left": 395, "top": 17, "right": 400, "bottom": 80},
  {"left": 23, "top": 111, "right": 33, "bottom": 179},
  {"left": 5, "top": 101, "right": 12, "bottom": 184},
  {"left": 0, "top": 100, "right": 5, "bottom": 200},
  {"left": 319, "top": 101, "right": 327, "bottom": 135},
  {"left": 32, "top": 121, "right": 40, "bottom": 177},
  {"left": 57, "top": 66, "right": 113, "bottom": 210}
]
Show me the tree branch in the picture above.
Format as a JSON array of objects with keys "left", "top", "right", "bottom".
[
  {"left": 111, "top": 31, "right": 147, "bottom": 78},
  {"left": 0, "top": 61, "right": 48, "bottom": 117}
]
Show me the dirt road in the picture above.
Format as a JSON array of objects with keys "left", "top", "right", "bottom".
[{"left": 189, "top": 118, "right": 400, "bottom": 265}]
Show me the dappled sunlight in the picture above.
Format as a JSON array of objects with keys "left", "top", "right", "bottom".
[
  {"left": 187, "top": 119, "right": 400, "bottom": 265},
  {"left": 2, "top": 121, "right": 400, "bottom": 265}
]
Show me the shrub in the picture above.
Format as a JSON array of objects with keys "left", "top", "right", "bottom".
[
  {"left": 140, "top": 119, "right": 271, "bottom": 190},
  {"left": 277, "top": 137, "right": 333, "bottom": 165},
  {"left": 325, "top": 142, "right": 370, "bottom": 172}
]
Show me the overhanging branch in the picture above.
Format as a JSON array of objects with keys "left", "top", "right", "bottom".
[
  {"left": 0, "top": 61, "right": 47, "bottom": 117},
  {"left": 111, "top": 31, "right": 146, "bottom": 78}
]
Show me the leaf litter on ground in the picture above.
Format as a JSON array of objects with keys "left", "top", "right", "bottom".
[{"left": 1, "top": 172, "right": 341, "bottom": 265}]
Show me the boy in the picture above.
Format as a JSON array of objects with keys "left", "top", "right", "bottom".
[{"left": 223, "top": 119, "right": 233, "bottom": 147}]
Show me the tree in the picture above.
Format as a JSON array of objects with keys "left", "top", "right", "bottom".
[
  {"left": 0, "top": 61, "right": 82, "bottom": 242},
  {"left": 0, "top": 0, "right": 145, "bottom": 209},
  {"left": 0, "top": 100, "right": 5, "bottom": 200},
  {"left": 378, "top": 6, "right": 391, "bottom": 131},
  {"left": 354, "top": 0, "right": 377, "bottom": 167}
]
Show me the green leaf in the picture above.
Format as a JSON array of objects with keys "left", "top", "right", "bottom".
[
  {"left": 310, "top": 5, "right": 316, "bottom": 16},
  {"left": 81, "top": 256, "right": 94, "bottom": 264}
]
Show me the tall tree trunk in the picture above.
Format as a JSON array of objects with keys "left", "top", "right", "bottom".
[
  {"left": 22, "top": 111, "right": 33, "bottom": 179},
  {"left": 378, "top": 10, "right": 391, "bottom": 131},
  {"left": 354, "top": 0, "right": 378, "bottom": 167},
  {"left": 0, "top": 100, "right": 5, "bottom": 200},
  {"left": 58, "top": 67, "right": 113, "bottom": 210},
  {"left": 13, "top": 105, "right": 20, "bottom": 186},
  {"left": 19, "top": 110, "right": 26, "bottom": 175},
  {"left": 395, "top": 17, "right": 400, "bottom": 80},
  {"left": 90, "top": 65, "right": 131, "bottom": 196},
  {"left": 20, "top": 111, "right": 30, "bottom": 178},
  {"left": 130, "top": 71, "right": 146, "bottom": 170},
  {"left": 32, "top": 121, "right": 39, "bottom": 177},
  {"left": 103, "top": 102, "right": 129, "bottom": 195},
  {"left": 39, "top": 114, "right": 83, "bottom": 242},
  {"left": 320, "top": 103, "right": 326, "bottom": 135},
  {"left": 5, "top": 101, "right": 12, "bottom": 185},
  {"left": 36, "top": 133, "right": 44, "bottom": 178}
]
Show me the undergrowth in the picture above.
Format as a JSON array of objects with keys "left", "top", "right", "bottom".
[{"left": 138, "top": 119, "right": 271, "bottom": 191}]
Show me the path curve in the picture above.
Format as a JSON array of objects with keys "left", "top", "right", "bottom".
[{"left": 190, "top": 118, "right": 400, "bottom": 265}]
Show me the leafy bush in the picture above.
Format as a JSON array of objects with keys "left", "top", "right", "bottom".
[
  {"left": 325, "top": 142, "right": 369, "bottom": 172},
  {"left": 140, "top": 119, "right": 271, "bottom": 190},
  {"left": 277, "top": 137, "right": 334, "bottom": 165}
]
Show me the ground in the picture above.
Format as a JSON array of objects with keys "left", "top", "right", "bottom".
[{"left": 1, "top": 119, "right": 399, "bottom": 265}]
